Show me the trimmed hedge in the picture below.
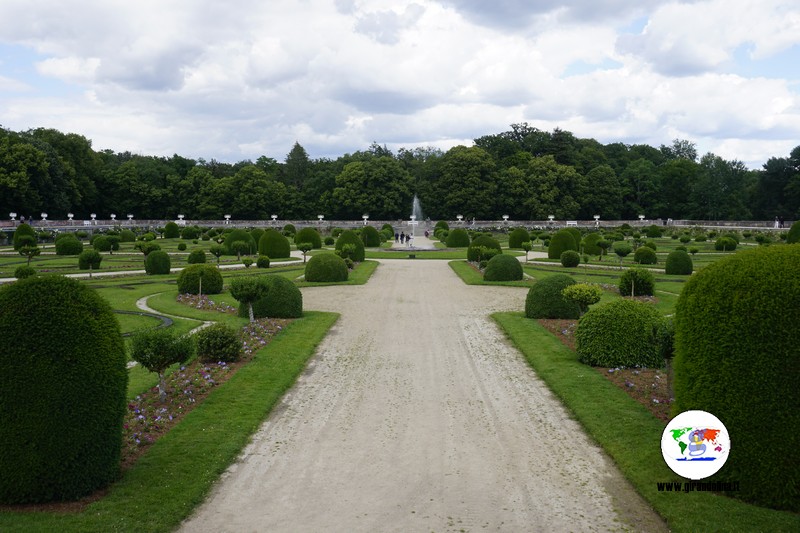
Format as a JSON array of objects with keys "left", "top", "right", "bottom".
[
  {"left": 164, "top": 221, "right": 180, "bottom": 238},
  {"left": 241, "top": 275, "right": 303, "bottom": 319},
  {"left": 13, "top": 223, "right": 37, "bottom": 250},
  {"left": 664, "top": 249, "right": 693, "bottom": 275},
  {"left": 334, "top": 230, "right": 365, "bottom": 262},
  {"left": 618, "top": 268, "right": 655, "bottom": 297},
  {"left": 258, "top": 229, "right": 291, "bottom": 259},
  {"left": 0, "top": 276, "right": 127, "bottom": 503},
  {"left": 673, "top": 244, "right": 800, "bottom": 512},
  {"left": 467, "top": 235, "right": 501, "bottom": 262},
  {"left": 484, "top": 254, "right": 523, "bottom": 281},
  {"left": 525, "top": 274, "right": 580, "bottom": 319},
  {"left": 507, "top": 228, "right": 530, "bottom": 249},
  {"left": 13, "top": 265, "right": 36, "bottom": 279},
  {"left": 187, "top": 249, "right": 207, "bottom": 264},
  {"left": 196, "top": 323, "right": 241, "bottom": 363},
  {"left": 294, "top": 227, "right": 322, "bottom": 249},
  {"left": 560, "top": 250, "right": 580, "bottom": 267},
  {"left": 633, "top": 246, "right": 657, "bottom": 265},
  {"left": 576, "top": 299, "right": 666, "bottom": 368},
  {"left": 144, "top": 250, "right": 171, "bottom": 275},
  {"left": 224, "top": 229, "right": 257, "bottom": 256},
  {"left": 176, "top": 264, "right": 223, "bottom": 294},
  {"left": 305, "top": 252, "right": 348, "bottom": 282},
  {"left": 360, "top": 225, "right": 381, "bottom": 247},
  {"left": 547, "top": 229, "right": 578, "bottom": 259},
  {"left": 55, "top": 234, "right": 84, "bottom": 255},
  {"left": 445, "top": 228, "right": 471, "bottom": 248}
]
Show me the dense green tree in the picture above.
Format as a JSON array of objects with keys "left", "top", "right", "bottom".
[
  {"left": 578, "top": 164, "right": 623, "bottom": 219},
  {"left": 331, "top": 156, "right": 412, "bottom": 219},
  {"left": 436, "top": 146, "right": 496, "bottom": 220}
]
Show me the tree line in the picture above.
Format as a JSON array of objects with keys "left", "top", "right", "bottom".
[{"left": 1, "top": 123, "right": 798, "bottom": 221}]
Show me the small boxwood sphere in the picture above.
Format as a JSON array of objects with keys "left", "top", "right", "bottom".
[
  {"left": 78, "top": 249, "right": 102, "bottom": 270},
  {"left": 92, "top": 235, "right": 111, "bottom": 252},
  {"left": 258, "top": 229, "right": 291, "bottom": 259},
  {"left": 0, "top": 276, "right": 127, "bottom": 503},
  {"left": 560, "top": 250, "right": 580, "bottom": 267},
  {"left": 14, "top": 265, "right": 36, "bottom": 279},
  {"left": 525, "top": 274, "right": 580, "bottom": 319},
  {"left": 256, "top": 255, "right": 270, "bottom": 268},
  {"left": 324, "top": 236, "right": 335, "bottom": 246},
  {"left": 55, "top": 234, "right": 84, "bottom": 255},
  {"left": 244, "top": 276, "right": 303, "bottom": 319},
  {"left": 445, "top": 228, "right": 471, "bottom": 248},
  {"left": 467, "top": 235, "right": 502, "bottom": 261},
  {"left": 145, "top": 250, "right": 171, "bottom": 275},
  {"left": 673, "top": 245, "right": 800, "bottom": 511},
  {"left": 164, "top": 221, "right": 180, "bottom": 238},
  {"left": 177, "top": 264, "right": 223, "bottom": 294},
  {"left": 360, "top": 225, "right": 381, "bottom": 247},
  {"left": 187, "top": 248, "right": 207, "bottom": 264},
  {"left": 483, "top": 254, "right": 523, "bottom": 281},
  {"left": 633, "top": 246, "right": 657, "bottom": 265},
  {"left": 225, "top": 229, "right": 257, "bottom": 256},
  {"left": 196, "top": 323, "right": 242, "bottom": 363},
  {"left": 335, "top": 230, "right": 365, "bottom": 262},
  {"left": 508, "top": 228, "right": 530, "bottom": 249},
  {"left": 664, "top": 249, "right": 693, "bottom": 275},
  {"left": 305, "top": 252, "right": 348, "bottom": 282},
  {"left": 714, "top": 236, "right": 737, "bottom": 251},
  {"left": 294, "top": 227, "right": 322, "bottom": 249},
  {"left": 177, "top": 242, "right": 187, "bottom": 251},
  {"left": 12, "top": 223, "right": 37, "bottom": 250},
  {"left": 547, "top": 229, "right": 578, "bottom": 259},
  {"left": 576, "top": 299, "right": 666, "bottom": 368},
  {"left": 618, "top": 268, "right": 655, "bottom": 296}
]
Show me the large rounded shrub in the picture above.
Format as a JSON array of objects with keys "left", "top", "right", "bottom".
[
  {"left": 120, "top": 229, "right": 136, "bottom": 242},
  {"left": 164, "top": 221, "right": 180, "bottom": 238},
  {"left": 560, "top": 250, "right": 580, "bottom": 267},
  {"left": 360, "top": 225, "right": 381, "bottom": 247},
  {"left": 55, "top": 234, "right": 84, "bottom": 255},
  {"left": 305, "top": 252, "right": 348, "bottom": 282},
  {"left": 547, "top": 229, "right": 578, "bottom": 259},
  {"left": 434, "top": 220, "right": 449, "bottom": 232},
  {"left": 243, "top": 276, "right": 303, "bottom": 319},
  {"left": 787, "top": 220, "right": 800, "bottom": 244},
  {"left": 581, "top": 232, "right": 603, "bottom": 256},
  {"left": 664, "top": 250, "right": 693, "bottom": 275},
  {"left": 258, "top": 229, "right": 291, "bottom": 259},
  {"left": 445, "top": 228, "right": 471, "bottom": 248},
  {"left": 144, "top": 250, "right": 171, "bottom": 275},
  {"left": 483, "top": 254, "right": 523, "bottom": 281},
  {"left": 633, "top": 246, "right": 657, "bottom": 265},
  {"left": 467, "top": 235, "right": 502, "bottom": 261},
  {"left": 508, "top": 228, "right": 531, "bottom": 249},
  {"left": 187, "top": 248, "right": 207, "bottom": 264},
  {"left": 294, "top": 227, "right": 322, "bottom": 249},
  {"left": 334, "top": 230, "right": 365, "bottom": 262},
  {"left": 673, "top": 245, "right": 800, "bottom": 511},
  {"left": 12, "top": 223, "right": 37, "bottom": 250},
  {"left": 176, "top": 264, "right": 223, "bottom": 294},
  {"left": 283, "top": 223, "right": 296, "bottom": 236},
  {"left": 714, "top": 236, "right": 737, "bottom": 251},
  {"left": 576, "top": 299, "right": 666, "bottom": 368},
  {"left": 618, "top": 268, "right": 655, "bottom": 296},
  {"left": 0, "top": 276, "right": 127, "bottom": 503},
  {"left": 225, "top": 228, "right": 256, "bottom": 256},
  {"left": 525, "top": 274, "right": 580, "bottom": 319},
  {"left": 78, "top": 249, "right": 102, "bottom": 270}
]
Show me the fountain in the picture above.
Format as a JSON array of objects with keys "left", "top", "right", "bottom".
[{"left": 411, "top": 194, "right": 424, "bottom": 222}]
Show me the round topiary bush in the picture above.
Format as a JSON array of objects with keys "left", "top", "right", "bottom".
[
  {"left": 664, "top": 249, "right": 693, "bottom": 275},
  {"left": 714, "top": 236, "right": 737, "bottom": 251},
  {"left": 576, "top": 299, "right": 666, "bottom": 368},
  {"left": 483, "top": 254, "right": 523, "bottom": 281},
  {"left": 525, "top": 274, "right": 580, "bottom": 319},
  {"left": 258, "top": 229, "right": 291, "bottom": 259},
  {"left": 645, "top": 225, "right": 663, "bottom": 238},
  {"left": 187, "top": 248, "right": 207, "bottom": 264},
  {"left": 13, "top": 265, "right": 36, "bottom": 279},
  {"left": 633, "top": 246, "right": 657, "bottom": 265},
  {"left": 55, "top": 234, "right": 84, "bottom": 255},
  {"left": 334, "top": 230, "right": 365, "bottom": 262},
  {"left": 305, "top": 252, "right": 348, "bottom": 282},
  {"left": 618, "top": 267, "right": 655, "bottom": 297},
  {"left": 294, "top": 227, "right": 322, "bottom": 249},
  {"left": 224, "top": 229, "right": 256, "bottom": 256},
  {"left": 196, "top": 323, "right": 242, "bottom": 363},
  {"left": 445, "top": 228, "right": 471, "bottom": 248},
  {"left": 784, "top": 220, "right": 800, "bottom": 243},
  {"left": 256, "top": 255, "right": 270, "bottom": 268},
  {"left": 467, "top": 235, "right": 502, "bottom": 261},
  {"left": 243, "top": 275, "right": 303, "bottom": 319},
  {"left": 92, "top": 235, "right": 111, "bottom": 252},
  {"left": 164, "top": 221, "right": 180, "bottom": 238},
  {"left": 177, "top": 242, "right": 187, "bottom": 251},
  {"left": 0, "top": 276, "right": 127, "bottom": 503},
  {"left": 144, "top": 250, "right": 171, "bottom": 275},
  {"left": 176, "top": 264, "right": 223, "bottom": 294},
  {"left": 508, "top": 228, "right": 531, "bottom": 249},
  {"left": 180, "top": 226, "right": 201, "bottom": 240},
  {"left": 560, "top": 250, "right": 580, "bottom": 267},
  {"left": 12, "top": 223, "right": 37, "bottom": 250},
  {"left": 283, "top": 223, "right": 296, "bottom": 236},
  {"left": 673, "top": 245, "right": 800, "bottom": 511},
  {"left": 324, "top": 236, "right": 335, "bottom": 246},
  {"left": 547, "top": 229, "right": 578, "bottom": 259},
  {"left": 434, "top": 220, "right": 449, "bottom": 231},
  {"left": 581, "top": 233, "right": 602, "bottom": 256},
  {"left": 78, "top": 249, "right": 102, "bottom": 270},
  {"left": 360, "top": 225, "right": 381, "bottom": 247},
  {"left": 120, "top": 229, "right": 136, "bottom": 242}
]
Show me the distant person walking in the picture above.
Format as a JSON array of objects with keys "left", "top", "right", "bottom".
[
  {"left": 394, "top": 232, "right": 399, "bottom": 243},
  {"left": 400, "top": 232, "right": 405, "bottom": 244},
  {"left": 775, "top": 216, "right": 780, "bottom": 229}
]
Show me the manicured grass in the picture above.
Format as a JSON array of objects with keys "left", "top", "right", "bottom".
[
  {"left": 0, "top": 311, "right": 339, "bottom": 532},
  {"left": 296, "top": 259, "right": 378, "bottom": 286},
  {"left": 493, "top": 312, "right": 800, "bottom": 533},
  {"left": 115, "top": 312, "right": 163, "bottom": 334},
  {"left": 448, "top": 260, "right": 531, "bottom": 287}
]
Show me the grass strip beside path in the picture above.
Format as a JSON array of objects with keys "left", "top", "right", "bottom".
[
  {"left": 492, "top": 312, "right": 800, "bottom": 533},
  {"left": 448, "top": 260, "right": 532, "bottom": 287},
  {"left": 0, "top": 311, "right": 339, "bottom": 533}
]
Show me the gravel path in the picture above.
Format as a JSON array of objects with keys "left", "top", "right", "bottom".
[{"left": 179, "top": 253, "right": 665, "bottom": 532}]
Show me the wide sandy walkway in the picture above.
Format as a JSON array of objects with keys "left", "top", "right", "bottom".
[{"left": 179, "top": 255, "right": 664, "bottom": 532}]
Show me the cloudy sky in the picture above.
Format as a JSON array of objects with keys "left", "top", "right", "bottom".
[{"left": 1, "top": 0, "right": 798, "bottom": 168}]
